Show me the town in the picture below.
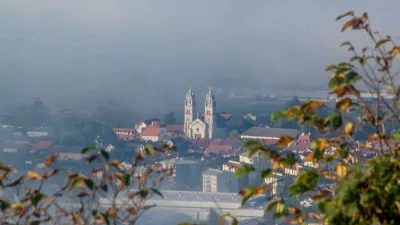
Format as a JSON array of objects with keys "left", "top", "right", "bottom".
[{"left": 0, "top": 86, "right": 395, "bottom": 224}]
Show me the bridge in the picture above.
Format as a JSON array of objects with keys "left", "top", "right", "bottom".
[{"left": 99, "top": 190, "right": 266, "bottom": 221}]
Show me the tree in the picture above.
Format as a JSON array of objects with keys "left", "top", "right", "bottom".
[
  {"left": 234, "top": 11, "right": 400, "bottom": 225},
  {"left": 163, "top": 112, "right": 177, "bottom": 124},
  {"left": 0, "top": 144, "right": 176, "bottom": 224},
  {"left": 229, "top": 129, "right": 239, "bottom": 139}
]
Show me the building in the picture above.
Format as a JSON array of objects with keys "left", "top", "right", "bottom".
[
  {"left": 135, "top": 121, "right": 147, "bottom": 135},
  {"left": 165, "top": 124, "right": 184, "bottom": 137},
  {"left": 2, "top": 143, "right": 20, "bottom": 153},
  {"left": 240, "top": 127, "right": 299, "bottom": 141},
  {"left": 174, "top": 159, "right": 203, "bottom": 190},
  {"left": 222, "top": 160, "right": 249, "bottom": 190},
  {"left": 112, "top": 128, "right": 135, "bottom": 141},
  {"left": 27, "top": 128, "right": 54, "bottom": 138},
  {"left": 202, "top": 168, "right": 239, "bottom": 193},
  {"left": 140, "top": 123, "right": 168, "bottom": 142},
  {"left": 184, "top": 87, "right": 216, "bottom": 139}
]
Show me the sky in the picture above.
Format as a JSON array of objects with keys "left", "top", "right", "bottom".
[{"left": 0, "top": 0, "right": 399, "bottom": 112}]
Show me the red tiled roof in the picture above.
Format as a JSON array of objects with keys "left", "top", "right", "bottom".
[
  {"left": 141, "top": 126, "right": 161, "bottom": 136},
  {"left": 262, "top": 139, "right": 278, "bottom": 146},
  {"left": 166, "top": 124, "right": 184, "bottom": 133},
  {"left": 298, "top": 134, "right": 311, "bottom": 142},
  {"left": 190, "top": 138, "right": 211, "bottom": 149},
  {"left": 113, "top": 128, "right": 135, "bottom": 132},
  {"left": 208, "top": 138, "right": 238, "bottom": 153},
  {"left": 38, "top": 141, "right": 52, "bottom": 149},
  {"left": 289, "top": 141, "right": 310, "bottom": 152}
]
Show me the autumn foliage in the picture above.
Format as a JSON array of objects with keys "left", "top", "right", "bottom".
[
  {"left": 0, "top": 144, "right": 176, "bottom": 224},
  {"left": 235, "top": 11, "right": 400, "bottom": 225}
]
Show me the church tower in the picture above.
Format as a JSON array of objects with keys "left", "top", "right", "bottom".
[
  {"left": 204, "top": 87, "right": 216, "bottom": 139},
  {"left": 184, "top": 87, "right": 196, "bottom": 137}
]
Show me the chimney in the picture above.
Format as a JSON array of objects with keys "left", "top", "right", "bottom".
[{"left": 301, "top": 132, "right": 305, "bottom": 136}]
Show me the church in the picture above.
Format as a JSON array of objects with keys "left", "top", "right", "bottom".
[{"left": 184, "top": 87, "right": 218, "bottom": 139}]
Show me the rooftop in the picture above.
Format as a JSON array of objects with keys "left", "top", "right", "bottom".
[{"left": 241, "top": 127, "right": 299, "bottom": 139}]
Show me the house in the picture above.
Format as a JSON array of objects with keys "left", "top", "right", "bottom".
[
  {"left": 222, "top": 160, "right": 249, "bottom": 189},
  {"left": 165, "top": 124, "right": 184, "bottom": 137},
  {"left": 112, "top": 128, "right": 135, "bottom": 141},
  {"left": 160, "top": 158, "right": 203, "bottom": 191},
  {"left": 189, "top": 138, "right": 211, "bottom": 151},
  {"left": 206, "top": 138, "right": 241, "bottom": 154},
  {"left": 140, "top": 123, "right": 168, "bottom": 142},
  {"left": 241, "top": 127, "right": 299, "bottom": 141},
  {"left": 288, "top": 132, "right": 313, "bottom": 153},
  {"left": 30, "top": 141, "right": 52, "bottom": 151},
  {"left": 134, "top": 121, "right": 147, "bottom": 135},
  {"left": 105, "top": 144, "right": 116, "bottom": 152},
  {"left": 27, "top": 128, "right": 54, "bottom": 138},
  {"left": 52, "top": 146, "right": 85, "bottom": 161},
  {"left": 202, "top": 168, "right": 240, "bottom": 193},
  {"left": 2, "top": 143, "right": 20, "bottom": 153}
]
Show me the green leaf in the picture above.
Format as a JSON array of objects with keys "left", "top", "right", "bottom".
[
  {"left": 69, "top": 177, "right": 86, "bottom": 191},
  {"left": 350, "top": 56, "right": 367, "bottom": 66},
  {"left": 100, "top": 184, "right": 108, "bottom": 192},
  {"left": 286, "top": 152, "right": 296, "bottom": 166},
  {"left": 248, "top": 147, "right": 260, "bottom": 158},
  {"left": 271, "top": 111, "right": 285, "bottom": 121},
  {"left": 375, "top": 38, "right": 391, "bottom": 48},
  {"left": 100, "top": 150, "right": 109, "bottom": 161},
  {"left": 335, "top": 11, "right": 354, "bottom": 21},
  {"left": 276, "top": 136, "right": 295, "bottom": 148},
  {"left": 30, "top": 221, "right": 41, "bottom": 225},
  {"left": 234, "top": 164, "right": 255, "bottom": 177},
  {"left": 150, "top": 188, "right": 163, "bottom": 198},
  {"left": 139, "top": 189, "right": 149, "bottom": 198},
  {"left": 327, "top": 76, "right": 345, "bottom": 89},
  {"left": 267, "top": 200, "right": 280, "bottom": 212},
  {"left": 391, "top": 132, "right": 400, "bottom": 140},
  {"left": 81, "top": 145, "right": 96, "bottom": 154},
  {"left": 84, "top": 178, "right": 95, "bottom": 190},
  {"left": 243, "top": 140, "right": 261, "bottom": 149},
  {"left": 324, "top": 65, "right": 337, "bottom": 72},
  {"left": 324, "top": 114, "right": 343, "bottom": 129},
  {"left": 0, "top": 197, "right": 10, "bottom": 211},
  {"left": 318, "top": 199, "right": 332, "bottom": 213},
  {"left": 288, "top": 170, "right": 320, "bottom": 197},
  {"left": 276, "top": 201, "right": 285, "bottom": 213},
  {"left": 336, "top": 97, "right": 353, "bottom": 111},
  {"left": 239, "top": 187, "right": 255, "bottom": 205},
  {"left": 345, "top": 71, "right": 361, "bottom": 84},
  {"left": 31, "top": 193, "right": 47, "bottom": 206},
  {"left": 0, "top": 162, "right": 11, "bottom": 171},
  {"left": 340, "top": 41, "right": 351, "bottom": 47},
  {"left": 123, "top": 174, "right": 131, "bottom": 186},
  {"left": 261, "top": 169, "right": 273, "bottom": 178},
  {"left": 145, "top": 145, "right": 154, "bottom": 156}
]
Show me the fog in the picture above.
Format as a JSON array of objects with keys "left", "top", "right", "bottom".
[{"left": 0, "top": 0, "right": 399, "bottom": 113}]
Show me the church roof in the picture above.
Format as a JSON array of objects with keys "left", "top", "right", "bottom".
[{"left": 190, "top": 118, "right": 206, "bottom": 126}]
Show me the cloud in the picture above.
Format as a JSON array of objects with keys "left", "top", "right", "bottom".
[{"left": 0, "top": 0, "right": 399, "bottom": 113}]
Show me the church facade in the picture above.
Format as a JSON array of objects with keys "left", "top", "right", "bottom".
[{"left": 184, "top": 87, "right": 216, "bottom": 139}]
